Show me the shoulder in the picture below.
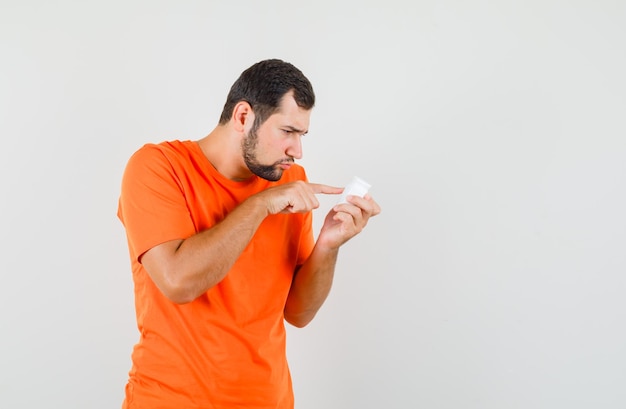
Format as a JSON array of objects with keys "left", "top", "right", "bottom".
[
  {"left": 125, "top": 140, "right": 199, "bottom": 171},
  {"left": 122, "top": 141, "right": 192, "bottom": 187},
  {"left": 129, "top": 140, "right": 192, "bottom": 161}
]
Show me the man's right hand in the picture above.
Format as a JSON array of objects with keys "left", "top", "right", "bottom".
[{"left": 257, "top": 181, "right": 343, "bottom": 215}]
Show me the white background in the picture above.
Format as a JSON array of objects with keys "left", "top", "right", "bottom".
[{"left": 1, "top": 1, "right": 625, "bottom": 408}]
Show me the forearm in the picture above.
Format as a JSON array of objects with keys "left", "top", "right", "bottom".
[
  {"left": 142, "top": 181, "right": 348, "bottom": 304},
  {"left": 144, "top": 196, "right": 268, "bottom": 303},
  {"left": 284, "top": 244, "right": 339, "bottom": 327}
]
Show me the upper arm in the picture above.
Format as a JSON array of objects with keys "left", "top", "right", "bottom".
[{"left": 118, "top": 145, "right": 195, "bottom": 264}]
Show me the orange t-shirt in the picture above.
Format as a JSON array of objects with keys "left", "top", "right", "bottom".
[{"left": 117, "top": 140, "right": 314, "bottom": 409}]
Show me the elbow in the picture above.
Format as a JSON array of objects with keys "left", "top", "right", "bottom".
[
  {"left": 160, "top": 284, "right": 197, "bottom": 305},
  {"left": 140, "top": 240, "right": 209, "bottom": 304},
  {"left": 153, "top": 265, "right": 224, "bottom": 304},
  {"left": 157, "top": 271, "right": 200, "bottom": 305},
  {"left": 284, "top": 311, "right": 316, "bottom": 328}
]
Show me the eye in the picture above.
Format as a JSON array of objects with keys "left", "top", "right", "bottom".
[{"left": 281, "top": 128, "right": 307, "bottom": 137}]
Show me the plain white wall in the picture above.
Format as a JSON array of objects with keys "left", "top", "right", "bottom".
[{"left": 1, "top": 1, "right": 625, "bottom": 408}]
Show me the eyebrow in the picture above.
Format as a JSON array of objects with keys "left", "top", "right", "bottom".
[{"left": 283, "top": 125, "right": 308, "bottom": 135}]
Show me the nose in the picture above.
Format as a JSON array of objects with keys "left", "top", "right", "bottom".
[{"left": 286, "top": 135, "right": 303, "bottom": 160}]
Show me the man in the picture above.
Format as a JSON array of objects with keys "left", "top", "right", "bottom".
[{"left": 117, "top": 58, "right": 381, "bottom": 408}]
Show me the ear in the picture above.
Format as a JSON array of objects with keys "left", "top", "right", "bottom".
[{"left": 232, "top": 101, "right": 255, "bottom": 133}]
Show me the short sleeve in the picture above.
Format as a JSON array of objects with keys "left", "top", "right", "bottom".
[{"left": 117, "top": 144, "right": 196, "bottom": 262}]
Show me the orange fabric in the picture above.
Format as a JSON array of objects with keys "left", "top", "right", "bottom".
[{"left": 117, "top": 140, "right": 314, "bottom": 409}]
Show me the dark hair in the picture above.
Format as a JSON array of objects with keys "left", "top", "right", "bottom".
[{"left": 218, "top": 59, "right": 315, "bottom": 126}]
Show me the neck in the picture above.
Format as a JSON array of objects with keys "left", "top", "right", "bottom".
[{"left": 197, "top": 125, "right": 252, "bottom": 181}]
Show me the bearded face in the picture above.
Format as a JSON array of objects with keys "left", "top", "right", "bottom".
[{"left": 241, "top": 122, "right": 294, "bottom": 182}]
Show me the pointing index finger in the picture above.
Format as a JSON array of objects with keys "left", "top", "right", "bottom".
[{"left": 308, "top": 183, "right": 343, "bottom": 195}]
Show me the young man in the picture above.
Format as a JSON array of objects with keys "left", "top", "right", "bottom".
[{"left": 117, "top": 59, "right": 380, "bottom": 408}]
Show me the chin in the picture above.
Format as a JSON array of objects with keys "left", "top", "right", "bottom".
[
  {"left": 268, "top": 171, "right": 283, "bottom": 182},
  {"left": 254, "top": 170, "right": 282, "bottom": 182}
]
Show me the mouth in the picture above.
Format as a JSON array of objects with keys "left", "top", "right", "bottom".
[{"left": 277, "top": 159, "right": 294, "bottom": 170}]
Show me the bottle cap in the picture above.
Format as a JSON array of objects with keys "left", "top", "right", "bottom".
[{"left": 337, "top": 176, "right": 371, "bottom": 204}]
